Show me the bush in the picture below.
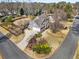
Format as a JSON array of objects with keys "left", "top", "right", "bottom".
[
  {"left": 68, "top": 19, "right": 73, "bottom": 22},
  {"left": 35, "top": 33, "right": 42, "bottom": 38},
  {"left": 33, "top": 43, "right": 51, "bottom": 54},
  {"left": 28, "top": 15, "right": 36, "bottom": 20},
  {"left": 6, "top": 16, "right": 13, "bottom": 22}
]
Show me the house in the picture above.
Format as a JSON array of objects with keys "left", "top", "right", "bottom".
[
  {"left": 8, "top": 18, "right": 30, "bottom": 36},
  {"left": 0, "top": 13, "right": 2, "bottom": 16},
  {"left": 28, "top": 14, "right": 49, "bottom": 32},
  {"left": 0, "top": 11, "right": 5, "bottom": 17}
]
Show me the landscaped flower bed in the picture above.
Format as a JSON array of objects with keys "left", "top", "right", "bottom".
[{"left": 33, "top": 43, "right": 51, "bottom": 54}]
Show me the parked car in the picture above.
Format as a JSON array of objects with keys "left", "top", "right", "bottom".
[
  {"left": 72, "top": 24, "right": 79, "bottom": 34},
  {"left": 75, "top": 15, "right": 79, "bottom": 19}
]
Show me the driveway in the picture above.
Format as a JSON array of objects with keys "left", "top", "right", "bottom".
[{"left": 17, "top": 29, "right": 38, "bottom": 50}]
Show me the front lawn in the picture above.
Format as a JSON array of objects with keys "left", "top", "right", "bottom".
[{"left": 24, "top": 28, "right": 69, "bottom": 59}]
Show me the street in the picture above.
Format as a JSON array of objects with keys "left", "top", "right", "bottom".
[{"left": 0, "top": 32, "right": 32, "bottom": 59}]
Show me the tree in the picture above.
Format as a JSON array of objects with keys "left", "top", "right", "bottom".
[
  {"left": 50, "top": 22, "right": 64, "bottom": 33},
  {"left": 27, "top": 37, "right": 37, "bottom": 49},
  {"left": 6, "top": 16, "right": 13, "bottom": 22},
  {"left": 20, "top": 8, "right": 24, "bottom": 15},
  {"left": 64, "top": 3, "right": 73, "bottom": 18},
  {"left": 57, "top": 1, "right": 66, "bottom": 9},
  {"left": 53, "top": 9, "right": 67, "bottom": 21}
]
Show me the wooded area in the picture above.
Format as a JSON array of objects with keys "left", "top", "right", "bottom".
[{"left": 0, "top": 1, "right": 79, "bottom": 18}]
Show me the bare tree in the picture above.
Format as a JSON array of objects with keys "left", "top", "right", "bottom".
[
  {"left": 52, "top": 9, "right": 67, "bottom": 21},
  {"left": 49, "top": 9, "right": 66, "bottom": 33}
]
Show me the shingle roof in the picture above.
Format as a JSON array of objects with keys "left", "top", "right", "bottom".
[{"left": 34, "top": 14, "right": 49, "bottom": 28}]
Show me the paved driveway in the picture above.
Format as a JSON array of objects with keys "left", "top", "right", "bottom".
[{"left": 17, "top": 29, "right": 38, "bottom": 50}]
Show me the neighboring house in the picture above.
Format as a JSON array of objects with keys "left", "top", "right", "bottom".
[
  {"left": 0, "top": 11, "right": 5, "bottom": 16},
  {"left": 8, "top": 24, "right": 23, "bottom": 36},
  {"left": 8, "top": 18, "right": 30, "bottom": 36},
  {"left": 13, "top": 18, "right": 30, "bottom": 29},
  {"left": 28, "top": 14, "right": 49, "bottom": 32},
  {"left": 0, "top": 13, "right": 2, "bottom": 16}
]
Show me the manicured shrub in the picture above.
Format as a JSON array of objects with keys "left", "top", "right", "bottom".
[
  {"left": 35, "top": 33, "right": 42, "bottom": 38},
  {"left": 68, "top": 19, "right": 73, "bottom": 22},
  {"left": 33, "top": 43, "right": 51, "bottom": 54}
]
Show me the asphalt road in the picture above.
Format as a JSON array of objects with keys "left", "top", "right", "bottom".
[
  {"left": 0, "top": 33, "right": 32, "bottom": 59},
  {"left": 48, "top": 18, "right": 79, "bottom": 59}
]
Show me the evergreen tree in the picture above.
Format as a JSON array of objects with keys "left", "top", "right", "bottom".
[
  {"left": 64, "top": 3, "right": 73, "bottom": 18},
  {"left": 20, "top": 8, "right": 24, "bottom": 15}
]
